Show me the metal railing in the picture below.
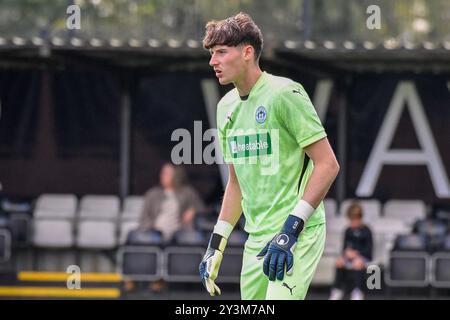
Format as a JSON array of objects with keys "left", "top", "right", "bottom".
[{"left": 1, "top": 0, "right": 449, "bottom": 45}]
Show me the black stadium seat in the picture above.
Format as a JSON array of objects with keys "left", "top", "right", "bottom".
[
  {"left": 0, "top": 229, "right": 12, "bottom": 263},
  {"left": 414, "top": 219, "right": 448, "bottom": 237},
  {"left": 443, "top": 235, "right": 450, "bottom": 251},
  {"left": 172, "top": 229, "right": 206, "bottom": 246},
  {"left": 220, "top": 248, "right": 244, "bottom": 283},
  {"left": 0, "top": 215, "right": 12, "bottom": 263},
  {"left": 431, "top": 252, "right": 450, "bottom": 288},
  {"left": 165, "top": 248, "right": 204, "bottom": 281},
  {"left": 118, "top": 230, "right": 164, "bottom": 281},
  {"left": 9, "top": 213, "right": 31, "bottom": 247},
  {"left": 1, "top": 199, "right": 32, "bottom": 247},
  {"left": 430, "top": 236, "right": 450, "bottom": 288},
  {"left": 118, "top": 246, "right": 163, "bottom": 281},
  {"left": 414, "top": 219, "right": 448, "bottom": 252},
  {"left": 393, "top": 234, "right": 427, "bottom": 251},
  {"left": 386, "top": 234, "right": 430, "bottom": 287},
  {"left": 218, "top": 231, "right": 247, "bottom": 282},
  {"left": 162, "top": 230, "right": 207, "bottom": 282},
  {"left": 0, "top": 215, "right": 9, "bottom": 229},
  {"left": 227, "top": 230, "right": 248, "bottom": 247},
  {"left": 126, "top": 229, "right": 163, "bottom": 246},
  {"left": 387, "top": 252, "right": 429, "bottom": 287}
]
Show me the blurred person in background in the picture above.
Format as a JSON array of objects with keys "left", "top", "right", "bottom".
[
  {"left": 329, "top": 203, "right": 373, "bottom": 300},
  {"left": 124, "top": 162, "right": 205, "bottom": 293},
  {"left": 138, "top": 162, "right": 205, "bottom": 242}
]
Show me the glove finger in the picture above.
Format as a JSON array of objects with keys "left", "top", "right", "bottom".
[
  {"left": 263, "top": 252, "right": 272, "bottom": 278},
  {"left": 201, "top": 276, "right": 207, "bottom": 290},
  {"left": 286, "top": 253, "right": 294, "bottom": 275},
  {"left": 204, "top": 278, "right": 214, "bottom": 295},
  {"left": 276, "top": 252, "right": 286, "bottom": 281},
  {"left": 269, "top": 252, "right": 278, "bottom": 281},
  {"left": 209, "top": 279, "right": 221, "bottom": 296},
  {"left": 256, "top": 243, "right": 269, "bottom": 260},
  {"left": 199, "top": 261, "right": 206, "bottom": 276}
]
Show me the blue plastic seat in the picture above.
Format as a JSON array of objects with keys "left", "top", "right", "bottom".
[
  {"left": 126, "top": 229, "right": 163, "bottom": 246},
  {"left": 172, "top": 229, "right": 206, "bottom": 246},
  {"left": 393, "top": 234, "right": 427, "bottom": 251}
]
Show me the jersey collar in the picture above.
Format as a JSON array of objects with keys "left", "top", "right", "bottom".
[{"left": 244, "top": 71, "right": 268, "bottom": 100}]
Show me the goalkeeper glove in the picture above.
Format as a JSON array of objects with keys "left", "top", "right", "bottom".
[
  {"left": 199, "top": 220, "right": 233, "bottom": 296},
  {"left": 256, "top": 214, "right": 304, "bottom": 281}
]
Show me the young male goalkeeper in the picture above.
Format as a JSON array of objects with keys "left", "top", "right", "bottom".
[{"left": 199, "top": 12, "right": 340, "bottom": 300}]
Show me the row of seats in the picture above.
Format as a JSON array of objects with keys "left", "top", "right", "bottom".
[
  {"left": 120, "top": 229, "right": 247, "bottom": 282},
  {"left": 155, "top": 219, "right": 448, "bottom": 288},
  {"left": 314, "top": 217, "right": 450, "bottom": 288},
  {"left": 387, "top": 251, "right": 450, "bottom": 289},
  {"left": 32, "top": 194, "right": 246, "bottom": 250},
  {"left": 324, "top": 198, "right": 427, "bottom": 222},
  {"left": 83, "top": 196, "right": 434, "bottom": 288},
  {"left": 120, "top": 228, "right": 450, "bottom": 289},
  {"left": 386, "top": 232, "right": 450, "bottom": 288},
  {"left": 1, "top": 194, "right": 436, "bottom": 285},
  {"left": 394, "top": 231, "right": 450, "bottom": 253},
  {"left": 32, "top": 195, "right": 428, "bottom": 249},
  {"left": 33, "top": 194, "right": 143, "bottom": 249}
]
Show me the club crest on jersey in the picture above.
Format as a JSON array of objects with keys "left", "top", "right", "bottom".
[{"left": 255, "top": 106, "right": 267, "bottom": 124}]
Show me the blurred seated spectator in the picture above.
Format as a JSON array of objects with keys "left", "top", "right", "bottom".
[
  {"left": 329, "top": 202, "right": 373, "bottom": 300},
  {"left": 124, "top": 162, "right": 205, "bottom": 293},
  {"left": 138, "top": 162, "right": 205, "bottom": 243}
]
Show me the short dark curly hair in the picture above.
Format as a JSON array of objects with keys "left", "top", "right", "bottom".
[
  {"left": 347, "top": 203, "right": 363, "bottom": 220},
  {"left": 203, "top": 12, "right": 264, "bottom": 62}
]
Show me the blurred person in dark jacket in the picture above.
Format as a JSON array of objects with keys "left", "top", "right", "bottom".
[{"left": 329, "top": 203, "right": 373, "bottom": 300}]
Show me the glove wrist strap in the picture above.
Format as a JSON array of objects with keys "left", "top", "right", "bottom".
[
  {"left": 282, "top": 214, "right": 304, "bottom": 238},
  {"left": 210, "top": 220, "right": 233, "bottom": 253},
  {"left": 291, "top": 199, "right": 315, "bottom": 222},
  {"left": 213, "top": 220, "right": 234, "bottom": 239},
  {"left": 209, "top": 233, "right": 227, "bottom": 252}
]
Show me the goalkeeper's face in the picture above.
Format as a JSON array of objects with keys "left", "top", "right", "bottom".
[{"left": 209, "top": 44, "right": 248, "bottom": 85}]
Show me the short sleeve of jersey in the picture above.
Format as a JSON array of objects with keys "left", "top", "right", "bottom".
[
  {"left": 275, "top": 84, "right": 327, "bottom": 148},
  {"left": 217, "top": 126, "right": 232, "bottom": 164},
  {"left": 217, "top": 101, "right": 233, "bottom": 164}
]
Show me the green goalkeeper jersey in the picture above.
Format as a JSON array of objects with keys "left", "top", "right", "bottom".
[{"left": 217, "top": 72, "right": 327, "bottom": 241}]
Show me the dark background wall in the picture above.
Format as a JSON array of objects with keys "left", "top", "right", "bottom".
[{"left": 1, "top": 67, "right": 449, "bottom": 206}]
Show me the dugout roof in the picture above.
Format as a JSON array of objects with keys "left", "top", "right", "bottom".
[{"left": 1, "top": 36, "right": 450, "bottom": 75}]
